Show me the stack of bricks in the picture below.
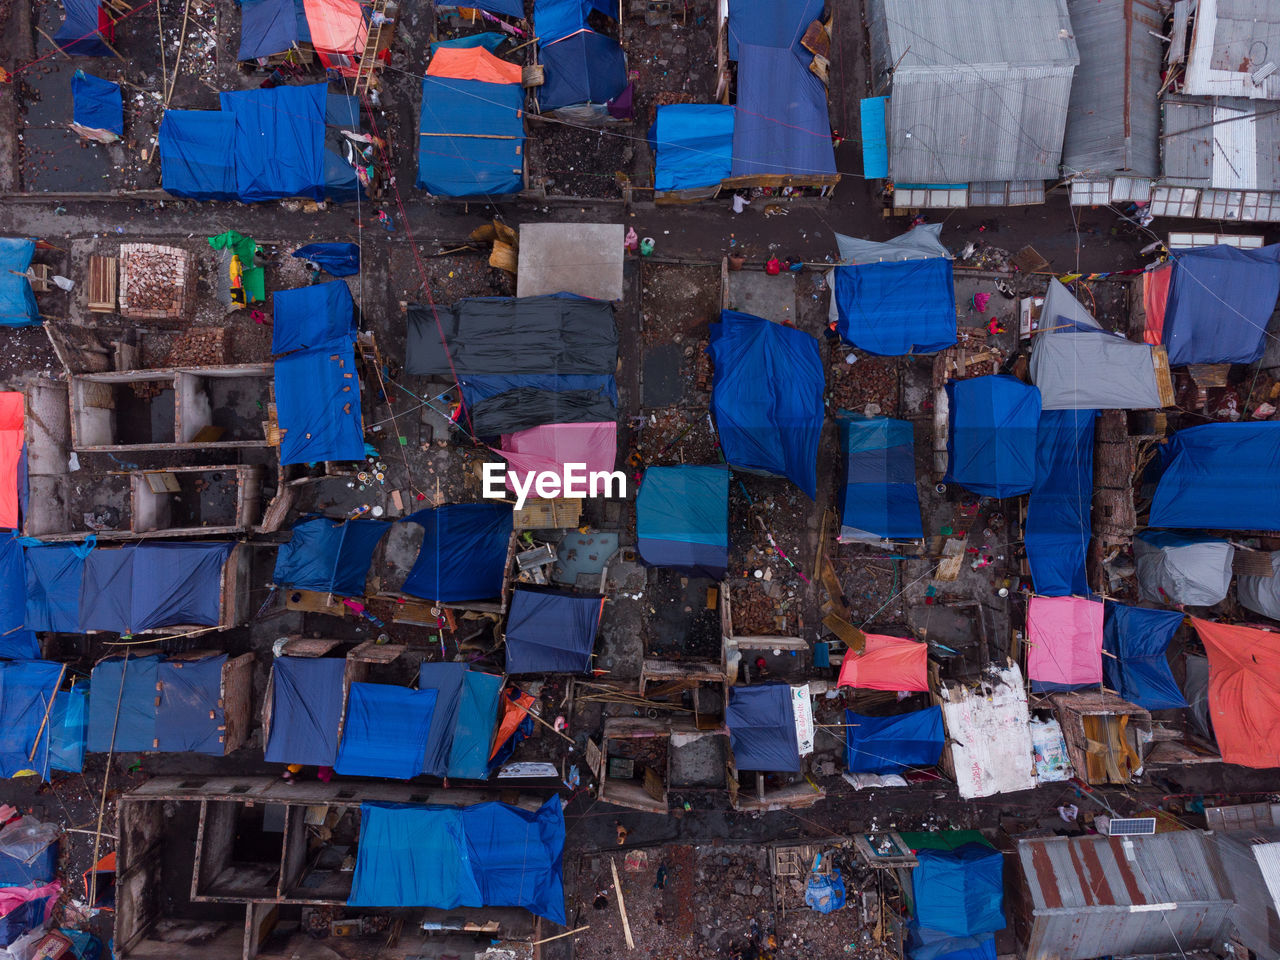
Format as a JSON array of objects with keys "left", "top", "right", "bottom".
[
  {"left": 118, "top": 244, "right": 194, "bottom": 321},
  {"left": 165, "top": 327, "right": 230, "bottom": 367}
]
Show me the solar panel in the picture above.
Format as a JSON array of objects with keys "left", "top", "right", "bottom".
[{"left": 1109, "top": 818, "right": 1157, "bottom": 836}]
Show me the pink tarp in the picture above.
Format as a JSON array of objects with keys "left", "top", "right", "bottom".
[
  {"left": 1027, "top": 596, "right": 1104, "bottom": 686},
  {"left": 0, "top": 879, "right": 59, "bottom": 926},
  {"left": 837, "top": 634, "right": 929, "bottom": 691},
  {"left": 497, "top": 422, "right": 617, "bottom": 494}
]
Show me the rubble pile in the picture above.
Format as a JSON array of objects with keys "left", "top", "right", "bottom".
[
  {"left": 164, "top": 326, "right": 230, "bottom": 367},
  {"left": 118, "top": 244, "right": 193, "bottom": 320}
]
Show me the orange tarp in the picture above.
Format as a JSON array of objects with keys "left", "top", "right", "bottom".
[
  {"left": 303, "top": 0, "right": 368, "bottom": 58},
  {"left": 489, "top": 689, "right": 537, "bottom": 759},
  {"left": 1142, "top": 262, "right": 1172, "bottom": 346},
  {"left": 1191, "top": 617, "right": 1280, "bottom": 768},
  {"left": 0, "top": 393, "right": 22, "bottom": 529},
  {"left": 836, "top": 633, "right": 929, "bottom": 691},
  {"left": 426, "top": 46, "right": 523, "bottom": 85}
]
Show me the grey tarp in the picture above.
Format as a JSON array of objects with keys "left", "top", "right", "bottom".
[
  {"left": 1237, "top": 550, "right": 1280, "bottom": 620},
  {"left": 1134, "top": 531, "right": 1234, "bottom": 606},
  {"left": 1029, "top": 279, "right": 1164, "bottom": 410},
  {"left": 470, "top": 387, "right": 617, "bottom": 435},
  {"left": 834, "top": 224, "right": 951, "bottom": 264},
  {"left": 1183, "top": 653, "right": 1214, "bottom": 744},
  {"left": 406, "top": 296, "right": 618, "bottom": 377}
]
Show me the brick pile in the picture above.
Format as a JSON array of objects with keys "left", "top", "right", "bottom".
[
  {"left": 118, "top": 244, "right": 194, "bottom": 320},
  {"left": 165, "top": 327, "right": 230, "bottom": 367}
]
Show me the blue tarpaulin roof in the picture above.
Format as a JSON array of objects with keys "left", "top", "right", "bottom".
[
  {"left": 220, "top": 83, "right": 326, "bottom": 202},
  {"left": 237, "top": 0, "right": 308, "bottom": 59},
  {"left": 0, "top": 660, "right": 65, "bottom": 779},
  {"left": 348, "top": 797, "right": 566, "bottom": 923},
  {"left": 417, "top": 75, "right": 526, "bottom": 197},
  {"left": 335, "top": 683, "right": 438, "bottom": 779},
  {"left": 0, "top": 532, "right": 36, "bottom": 659},
  {"left": 24, "top": 544, "right": 84, "bottom": 634},
  {"left": 272, "top": 281, "right": 356, "bottom": 354},
  {"left": 726, "top": 0, "right": 822, "bottom": 57},
  {"left": 1163, "top": 245, "right": 1280, "bottom": 365},
  {"left": 71, "top": 71, "right": 123, "bottom": 136},
  {"left": 534, "top": 0, "right": 592, "bottom": 44},
  {"left": 264, "top": 656, "right": 346, "bottom": 766},
  {"left": 460, "top": 374, "right": 618, "bottom": 407},
  {"left": 652, "top": 104, "right": 734, "bottom": 191},
  {"left": 1103, "top": 602, "right": 1187, "bottom": 711},
  {"left": 837, "top": 413, "right": 923, "bottom": 542},
  {"left": 845, "top": 707, "right": 943, "bottom": 773},
  {"left": 1026, "top": 409, "right": 1095, "bottom": 596},
  {"left": 731, "top": 43, "right": 836, "bottom": 179},
  {"left": 0, "top": 822, "right": 57, "bottom": 884},
  {"left": 861, "top": 96, "right": 888, "bottom": 178},
  {"left": 155, "top": 655, "right": 226, "bottom": 754},
  {"left": 292, "top": 242, "right": 360, "bottom": 277},
  {"left": 726, "top": 684, "right": 801, "bottom": 773},
  {"left": 158, "top": 111, "right": 239, "bottom": 201},
  {"left": 833, "top": 258, "right": 957, "bottom": 356},
  {"left": 273, "top": 516, "right": 388, "bottom": 596},
  {"left": 1150, "top": 422, "right": 1280, "bottom": 531},
  {"left": 418, "top": 662, "right": 467, "bottom": 777},
  {"left": 505, "top": 588, "right": 602, "bottom": 673},
  {"left": 448, "top": 670, "right": 503, "bottom": 779},
  {"left": 912, "top": 844, "right": 1005, "bottom": 938},
  {"left": 908, "top": 926, "right": 997, "bottom": 960},
  {"left": 0, "top": 239, "right": 40, "bottom": 327},
  {"left": 87, "top": 656, "right": 158, "bottom": 754},
  {"left": 636, "top": 465, "right": 729, "bottom": 579},
  {"left": 944, "top": 376, "right": 1041, "bottom": 498},
  {"left": 471, "top": 0, "right": 524, "bottom": 17},
  {"left": 49, "top": 682, "right": 87, "bottom": 774},
  {"left": 539, "top": 30, "right": 627, "bottom": 110},
  {"left": 401, "top": 503, "right": 513, "bottom": 603},
  {"left": 432, "top": 32, "right": 508, "bottom": 52},
  {"left": 708, "top": 310, "right": 824, "bottom": 498},
  {"left": 274, "top": 338, "right": 366, "bottom": 465},
  {"left": 53, "top": 0, "right": 112, "bottom": 55}
]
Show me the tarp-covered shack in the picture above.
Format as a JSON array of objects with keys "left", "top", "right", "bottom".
[
  {"left": 273, "top": 337, "right": 365, "bottom": 465},
  {"left": 273, "top": 516, "right": 389, "bottom": 597},
  {"left": 944, "top": 376, "right": 1040, "bottom": 498},
  {"left": 1190, "top": 618, "right": 1280, "bottom": 768},
  {"left": 726, "top": 684, "right": 801, "bottom": 773},
  {"left": 263, "top": 655, "right": 346, "bottom": 766},
  {"left": 0, "top": 239, "right": 40, "bottom": 327},
  {"left": 1102, "top": 602, "right": 1187, "bottom": 711},
  {"left": 504, "top": 588, "right": 603, "bottom": 673},
  {"left": 651, "top": 104, "right": 733, "bottom": 192},
  {"left": 0, "top": 660, "right": 68, "bottom": 779},
  {"left": 1134, "top": 531, "right": 1233, "bottom": 607},
  {"left": 1156, "top": 244, "right": 1280, "bottom": 365},
  {"left": 844, "top": 706, "right": 943, "bottom": 774},
  {"left": 1237, "top": 550, "right": 1280, "bottom": 620},
  {"left": 832, "top": 258, "right": 956, "bottom": 356},
  {"left": 418, "top": 663, "right": 504, "bottom": 780},
  {"left": 401, "top": 503, "right": 513, "bottom": 603},
  {"left": 1026, "top": 596, "right": 1103, "bottom": 692},
  {"left": 708, "top": 310, "right": 824, "bottom": 498},
  {"left": 1025, "top": 409, "right": 1095, "bottom": 597},
  {"left": 53, "top": 0, "right": 114, "bottom": 55},
  {"left": 538, "top": 29, "right": 627, "bottom": 112},
  {"left": 1149, "top": 423, "right": 1280, "bottom": 531},
  {"left": 837, "top": 413, "right": 923, "bottom": 542},
  {"left": 271, "top": 280, "right": 356, "bottom": 354},
  {"left": 635, "top": 465, "right": 729, "bottom": 579}
]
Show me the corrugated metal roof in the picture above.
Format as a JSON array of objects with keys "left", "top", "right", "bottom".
[
  {"left": 1162, "top": 96, "right": 1280, "bottom": 190},
  {"left": 1184, "top": 0, "right": 1280, "bottom": 99},
  {"left": 1062, "top": 0, "right": 1163, "bottom": 177},
  {"left": 869, "top": 0, "right": 1079, "bottom": 183},
  {"left": 1209, "top": 828, "right": 1280, "bottom": 960}
]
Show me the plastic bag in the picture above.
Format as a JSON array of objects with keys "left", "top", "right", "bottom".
[
  {"left": 805, "top": 866, "right": 846, "bottom": 914},
  {"left": 0, "top": 819, "right": 60, "bottom": 865}
]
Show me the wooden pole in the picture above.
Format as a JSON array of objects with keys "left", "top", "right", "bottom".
[
  {"left": 531, "top": 925, "right": 589, "bottom": 946},
  {"left": 610, "top": 858, "right": 633, "bottom": 951},
  {"left": 156, "top": 0, "right": 168, "bottom": 104},
  {"left": 28, "top": 664, "right": 68, "bottom": 762},
  {"left": 507, "top": 683, "right": 576, "bottom": 744},
  {"left": 34, "top": 25, "right": 72, "bottom": 59}
]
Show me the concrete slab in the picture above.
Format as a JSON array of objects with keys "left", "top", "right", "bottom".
[
  {"left": 517, "top": 222, "right": 625, "bottom": 301},
  {"left": 642, "top": 342, "right": 683, "bottom": 407},
  {"left": 726, "top": 270, "right": 797, "bottom": 321}
]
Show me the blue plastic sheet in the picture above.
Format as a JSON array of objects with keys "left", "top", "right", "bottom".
[
  {"left": 417, "top": 75, "right": 526, "bottom": 197},
  {"left": 652, "top": 104, "right": 734, "bottom": 191},
  {"left": 912, "top": 844, "right": 1005, "bottom": 937},
  {"left": 708, "top": 310, "right": 824, "bottom": 498},
  {"left": 469, "top": 0, "right": 524, "bottom": 17},
  {"left": 534, "top": 0, "right": 588, "bottom": 44},
  {"left": 1026, "top": 409, "right": 1095, "bottom": 596},
  {"left": 845, "top": 707, "right": 943, "bottom": 773},
  {"left": 504, "top": 589, "right": 602, "bottom": 673},
  {"left": 726, "top": 685, "right": 801, "bottom": 773},
  {"left": 273, "top": 516, "right": 388, "bottom": 596},
  {"left": 0, "top": 239, "right": 40, "bottom": 328},
  {"left": 731, "top": 44, "right": 837, "bottom": 179},
  {"left": 348, "top": 797, "right": 566, "bottom": 924},
  {"left": 71, "top": 72, "right": 123, "bottom": 136},
  {"left": 79, "top": 549, "right": 132, "bottom": 633},
  {"left": 432, "top": 32, "right": 508, "bottom": 52},
  {"left": 1103, "top": 603, "right": 1187, "bottom": 711},
  {"left": 806, "top": 868, "right": 846, "bottom": 913},
  {"left": 272, "top": 281, "right": 356, "bottom": 354},
  {"left": 908, "top": 925, "right": 997, "bottom": 960},
  {"left": 158, "top": 111, "right": 239, "bottom": 201},
  {"left": 264, "top": 656, "right": 346, "bottom": 766},
  {"left": 0, "top": 660, "right": 64, "bottom": 778},
  {"left": 539, "top": 30, "right": 627, "bottom": 110},
  {"left": 0, "top": 532, "right": 35, "bottom": 659},
  {"left": 237, "top": 0, "right": 307, "bottom": 60},
  {"left": 87, "top": 656, "right": 158, "bottom": 754},
  {"left": 833, "top": 258, "right": 957, "bottom": 356},
  {"left": 274, "top": 338, "right": 366, "bottom": 465},
  {"left": 156, "top": 655, "right": 227, "bottom": 754},
  {"left": 418, "top": 662, "right": 467, "bottom": 777},
  {"left": 944, "top": 376, "right": 1041, "bottom": 498},
  {"left": 24, "top": 544, "right": 84, "bottom": 633},
  {"left": 335, "top": 684, "right": 438, "bottom": 779},
  {"left": 220, "top": 83, "right": 327, "bottom": 202},
  {"left": 134, "top": 542, "right": 235, "bottom": 631},
  {"left": 292, "top": 242, "right": 360, "bottom": 277},
  {"left": 636, "top": 465, "right": 729, "bottom": 578},
  {"left": 53, "top": 0, "right": 112, "bottom": 55},
  {"left": 0, "top": 836, "right": 57, "bottom": 887},
  {"left": 837, "top": 414, "right": 923, "bottom": 542},
  {"left": 48, "top": 682, "right": 87, "bottom": 773},
  {"left": 861, "top": 96, "right": 888, "bottom": 178},
  {"left": 401, "top": 503, "right": 514, "bottom": 603},
  {"left": 1150, "top": 422, "right": 1280, "bottom": 531},
  {"left": 726, "top": 0, "right": 823, "bottom": 59},
  {"left": 448, "top": 671, "right": 503, "bottom": 779},
  {"left": 1163, "top": 244, "right": 1280, "bottom": 365},
  {"left": 461, "top": 374, "right": 618, "bottom": 406}
]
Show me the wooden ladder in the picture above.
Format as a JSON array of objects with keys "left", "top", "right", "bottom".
[{"left": 352, "top": 0, "right": 393, "bottom": 95}]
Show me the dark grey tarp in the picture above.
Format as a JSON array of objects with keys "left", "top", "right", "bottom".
[
  {"left": 470, "top": 387, "right": 617, "bottom": 435},
  {"left": 1183, "top": 653, "right": 1214, "bottom": 745},
  {"left": 406, "top": 296, "right": 618, "bottom": 377}
]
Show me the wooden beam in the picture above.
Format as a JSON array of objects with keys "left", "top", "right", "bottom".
[{"left": 610, "top": 858, "right": 633, "bottom": 951}]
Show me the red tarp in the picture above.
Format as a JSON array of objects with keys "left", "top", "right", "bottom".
[
  {"left": 836, "top": 634, "right": 929, "bottom": 691},
  {"left": 497, "top": 421, "right": 617, "bottom": 494},
  {"left": 303, "top": 0, "right": 367, "bottom": 75},
  {"left": 1027, "top": 595, "right": 1104, "bottom": 687},
  {"left": 0, "top": 393, "right": 23, "bottom": 529},
  {"left": 1142, "top": 262, "right": 1172, "bottom": 346},
  {"left": 1192, "top": 618, "right": 1280, "bottom": 767},
  {"left": 428, "top": 46, "right": 524, "bottom": 84}
]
